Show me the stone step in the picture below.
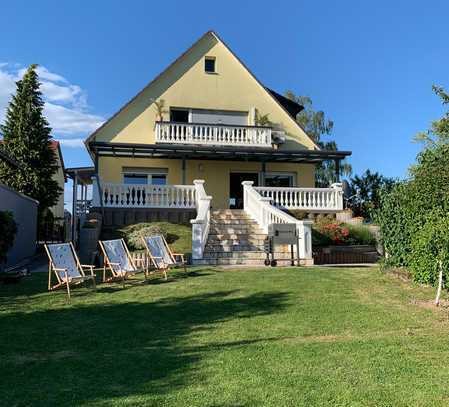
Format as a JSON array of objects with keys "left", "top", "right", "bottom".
[
  {"left": 204, "top": 244, "right": 266, "bottom": 252},
  {"left": 210, "top": 219, "right": 257, "bottom": 225},
  {"left": 205, "top": 238, "right": 267, "bottom": 246},
  {"left": 207, "top": 233, "right": 267, "bottom": 240},
  {"left": 202, "top": 251, "right": 294, "bottom": 260},
  {"left": 212, "top": 210, "right": 246, "bottom": 215},
  {"left": 208, "top": 228, "right": 265, "bottom": 235},
  {"left": 193, "top": 258, "right": 310, "bottom": 266}
]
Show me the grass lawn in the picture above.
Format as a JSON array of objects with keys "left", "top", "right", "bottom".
[{"left": 2, "top": 266, "right": 449, "bottom": 406}]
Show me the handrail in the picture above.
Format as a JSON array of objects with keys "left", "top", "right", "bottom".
[
  {"left": 155, "top": 122, "right": 272, "bottom": 147},
  {"left": 254, "top": 183, "right": 343, "bottom": 211},
  {"left": 191, "top": 180, "right": 212, "bottom": 260},
  {"left": 242, "top": 181, "right": 313, "bottom": 261}
]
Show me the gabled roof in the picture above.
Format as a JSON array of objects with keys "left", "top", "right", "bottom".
[{"left": 85, "top": 30, "right": 319, "bottom": 154}]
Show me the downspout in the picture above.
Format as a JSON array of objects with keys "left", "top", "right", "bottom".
[
  {"left": 72, "top": 171, "right": 78, "bottom": 244},
  {"left": 94, "top": 154, "right": 104, "bottom": 218}
]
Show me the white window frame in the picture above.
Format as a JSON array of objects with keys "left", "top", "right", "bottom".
[{"left": 122, "top": 168, "right": 168, "bottom": 185}]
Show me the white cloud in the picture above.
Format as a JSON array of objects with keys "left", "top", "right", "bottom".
[{"left": 0, "top": 63, "right": 104, "bottom": 146}]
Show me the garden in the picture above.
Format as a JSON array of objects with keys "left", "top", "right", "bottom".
[{"left": 2, "top": 265, "right": 449, "bottom": 406}]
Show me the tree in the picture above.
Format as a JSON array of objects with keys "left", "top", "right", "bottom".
[
  {"left": 413, "top": 85, "right": 449, "bottom": 147},
  {"left": 0, "top": 64, "right": 61, "bottom": 215},
  {"left": 285, "top": 91, "right": 351, "bottom": 186},
  {"left": 348, "top": 169, "right": 395, "bottom": 220}
]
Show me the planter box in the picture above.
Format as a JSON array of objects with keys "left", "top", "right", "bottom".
[{"left": 314, "top": 245, "right": 380, "bottom": 265}]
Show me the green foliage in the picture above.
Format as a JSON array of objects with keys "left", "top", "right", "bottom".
[
  {"left": 375, "top": 86, "right": 449, "bottom": 282},
  {"left": 348, "top": 169, "right": 396, "bottom": 220},
  {"left": 409, "top": 211, "right": 449, "bottom": 285},
  {"left": 0, "top": 211, "right": 17, "bottom": 264},
  {"left": 312, "top": 216, "right": 375, "bottom": 247},
  {"left": 0, "top": 64, "right": 61, "bottom": 214},
  {"left": 413, "top": 85, "right": 449, "bottom": 146},
  {"left": 285, "top": 91, "right": 351, "bottom": 186},
  {"left": 254, "top": 109, "right": 272, "bottom": 126},
  {"left": 152, "top": 98, "right": 168, "bottom": 121},
  {"left": 116, "top": 222, "right": 192, "bottom": 254}
]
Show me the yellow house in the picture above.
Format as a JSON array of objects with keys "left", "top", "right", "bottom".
[{"left": 72, "top": 31, "right": 351, "bottom": 265}]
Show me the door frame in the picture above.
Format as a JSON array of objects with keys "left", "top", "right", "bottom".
[{"left": 229, "top": 171, "right": 260, "bottom": 209}]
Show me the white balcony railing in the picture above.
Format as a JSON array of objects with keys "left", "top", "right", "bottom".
[
  {"left": 254, "top": 184, "right": 343, "bottom": 212},
  {"left": 93, "top": 182, "right": 196, "bottom": 209},
  {"left": 155, "top": 122, "right": 272, "bottom": 147},
  {"left": 242, "top": 181, "right": 313, "bottom": 261}
]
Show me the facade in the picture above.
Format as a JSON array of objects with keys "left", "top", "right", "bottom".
[{"left": 72, "top": 31, "right": 351, "bottom": 264}]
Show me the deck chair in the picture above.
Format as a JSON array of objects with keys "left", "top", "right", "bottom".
[
  {"left": 141, "top": 235, "right": 187, "bottom": 279},
  {"left": 44, "top": 242, "right": 96, "bottom": 300},
  {"left": 99, "top": 239, "right": 146, "bottom": 287}
]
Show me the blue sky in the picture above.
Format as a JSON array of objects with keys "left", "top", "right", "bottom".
[{"left": 1, "top": 0, "right": 448, "bottom": 181}]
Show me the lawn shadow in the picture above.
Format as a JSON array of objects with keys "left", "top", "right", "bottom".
[{"left": 0, "top": 283, "right": 289, "bottom": 406}]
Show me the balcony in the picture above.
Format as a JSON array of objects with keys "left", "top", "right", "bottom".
[{"left": 155, "top": 121, "right": 272, "bottom": 148}]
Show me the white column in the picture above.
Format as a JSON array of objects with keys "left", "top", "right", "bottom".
[{"left": 296, "top": 220, "right": 314, "bottom": 265}]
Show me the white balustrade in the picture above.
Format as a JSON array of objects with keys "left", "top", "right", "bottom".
[
  {"left": 254, "top": 183, "right": 343, "bottom": 212},
  {"left": 242, "top": 181, "right": 313, "bottom": 262},
  {"left": 155, "top": 122, "right": 272, "bottom": 147},
  {"left": 97, "top": 183, "right": 196, "bottom": 209},
  {"left": 191, "top": 180, "right": 212, "bottom": 260}
]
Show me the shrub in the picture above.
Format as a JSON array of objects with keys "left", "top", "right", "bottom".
[
  {"left": 345, "top": 224, "right": 376, "bottom": 246},
  {"left": 409, "top": 212, "right": 449, "bottom": 285},
  {"left": 118, "top": 222, "right": 191, "bottom": 254},
  {"left": 312, "top": 216, "right": 375, "bottom": 247},
  {"left": 0, "top": 211, "right": 17, "bottom": 264}
]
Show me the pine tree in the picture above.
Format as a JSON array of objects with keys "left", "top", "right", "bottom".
[{"left": 0, "top": 64, "right": 61, "bottom": 213}]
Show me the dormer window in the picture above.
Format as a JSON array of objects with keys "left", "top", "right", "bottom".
[{"left": 204, "top": 57, "right": 216, "bottom": 73}]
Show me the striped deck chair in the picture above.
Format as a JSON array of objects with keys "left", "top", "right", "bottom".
[
  {"left": 141, "top": 235, "right": 187, "bottom": 279},
  {"left": 44, "top": 242, "right": 96, "bottom": 300},
  {"left": 99, "top": 239, "right": 146, "bottom": 286}
]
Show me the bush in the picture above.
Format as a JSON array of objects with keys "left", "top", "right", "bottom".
[
  {"left": 345, "top": 224, "right": 376, "bottom": 246},
  {"left": 117, "top": 222, "right": 192, "bottom": 254},
  {"left": 375, "top": 144, "right": 449, "bottom": 272},
  {"left": 0, "top": 211, "right": 17, "bottom": 264},
  {"left": 409, "top": 212, "right": 449, "bottom": 285},
  {"left": 312, "top": 216, "right": 375, "bottom": 247}
]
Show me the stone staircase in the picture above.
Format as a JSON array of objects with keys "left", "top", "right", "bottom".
[{"left": 194, "top": 209, "right": 293, "bottom": 266}]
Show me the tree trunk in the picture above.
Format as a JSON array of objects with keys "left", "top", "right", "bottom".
[{"left": 435, "top": 260, "right": 444, "bottom": 307}]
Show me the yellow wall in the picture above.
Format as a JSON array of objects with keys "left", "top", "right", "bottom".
[
  {"left": 99, "top": 156, "right": 315, "bottom": 209},
  {"left": 92, "top": 33, "right": 316, "bottom": 151}
]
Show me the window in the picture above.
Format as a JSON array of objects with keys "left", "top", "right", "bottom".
[
  {"left": 122, "top": 168, "right": 168, "bottom": 185},
  {"left": 264, "top": 173, "right": 295, "bottom": 187},
  {"left": 170, "top": 109, "right": 189, "bottom": 123},
  {"left": 204, "top": 57, "right": 216, "bottom": 73},
  {"left": 151, "top": 174, "right": 167, "bottom": 185},
  {"left": 124, "top": 173, "right": 148, "bottom": 185}
]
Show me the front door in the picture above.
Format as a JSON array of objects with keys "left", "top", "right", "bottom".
[{"left": 229, "top": 172, "right": 259, "bottom": 209}]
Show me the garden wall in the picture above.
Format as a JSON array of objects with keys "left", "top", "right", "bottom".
[{"left": 0, "top": 184, "right": 38, "bottom": 266}]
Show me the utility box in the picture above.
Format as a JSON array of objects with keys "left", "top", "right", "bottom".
[
  {"left": 266, "top": 223, "right": 300, "bottom": 267},
  {"left": 268, "top": 223, "right": 298, "bottom": 245}
]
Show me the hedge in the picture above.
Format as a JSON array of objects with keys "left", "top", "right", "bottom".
[{"left": 0, "top": 211, "right": 17, "bottom": 264}]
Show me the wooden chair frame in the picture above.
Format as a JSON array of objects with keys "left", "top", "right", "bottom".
[
  {"left": 98, "top": 238, "right": 147, "bottom": 287},
  {"left": 44, "top": 242, "right": 96, "bottom": 300},
  {"left": 141, "top": 235, "right": 187, "bottom": 279}
]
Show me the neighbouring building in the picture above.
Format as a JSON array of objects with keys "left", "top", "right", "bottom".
[
  {"left": 68, "top": 31, "right": 351, "bottom": 265},
  {"left": 49, "top": 140, "right": 66, "bottom": 220}
]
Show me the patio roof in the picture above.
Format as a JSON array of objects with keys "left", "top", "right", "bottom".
[
  {"left": 65, "top": 166, "right": 95, "bottom": 185},
  {"left": 89, "top": 142, "right": 351, "bottom": 164}
]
